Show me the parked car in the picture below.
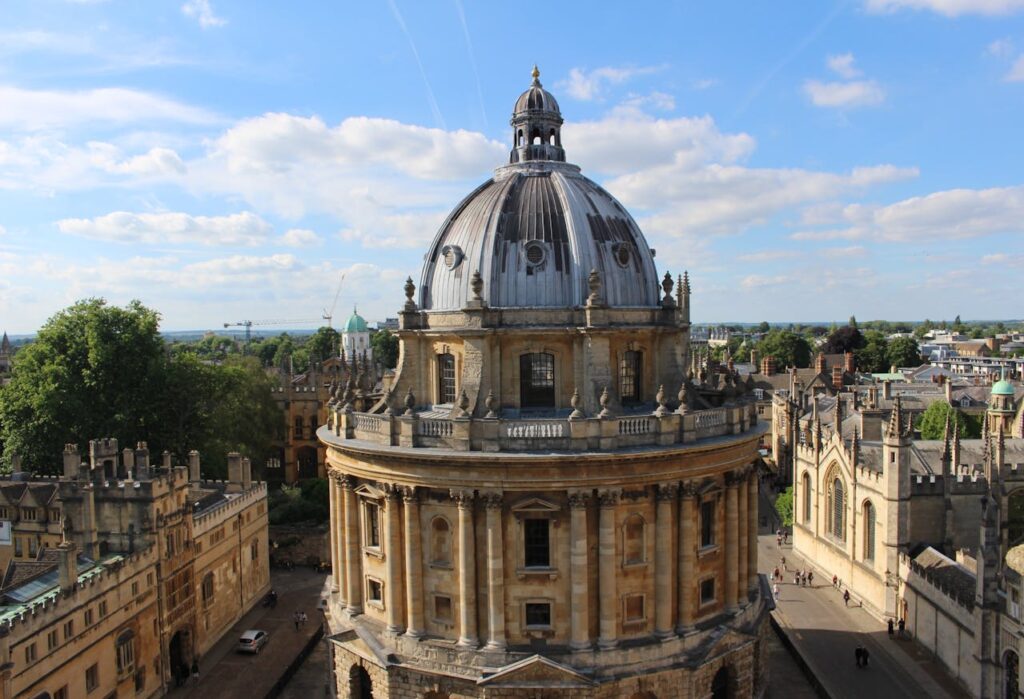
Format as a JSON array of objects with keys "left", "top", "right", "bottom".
[{"left": 237, "top": 629, "right": 269, "bottom": 654}]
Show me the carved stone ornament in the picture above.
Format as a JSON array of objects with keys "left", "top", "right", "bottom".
[
  {"left": 567, "top": 491, "right": 590, "bottom": 509},
  {"left": 337, "top": 474, "right": 353, "bottom": 490},
  {"left": 676, "top": 381, "right": 692, "bottom": 415},
  {"left": 403, "top": 276, "right": 417, "bottom": 311},
  {"left": 382, "top": 388, "right": 395, "bottom": 416},
  {"left": 470, "top": 270, "right": 484, "bottom": 300},
  {"left": 569, "top": 387, "right": 585, "bottom": 420},
  {"left": 661, "top": 271, "right": 675, "bottom": 306},
  {"left": 587, "top": 268, "right": 601, "bottom": 304},
  {"left": 597, "top": 489, "right": 620, "bottom": 507},
  {"left": 450, "top": 489, "right": 475, "bottom": 508},
  {"left": 401, "top": 485, "right": 419, "bottom": 504},
  {"left": 480, "top": 492, "right": 503, "bottom": 509},
  {"left": 404, "top": 387, "right": 416, "bottom": 415},
  {"left": 680, "top": 481, "right": 700, "bottom": 498},
  {"left": 598, "top": 386, "right": 612, "bottom": 418},
  {"left": 484, "top": 389, "right": 499, "bottom": 419},
  {"left": 654, "top": 384, "right": 668, "bottom": 417},
  {"left": 456, "top": 389, "right": 471, "bottom": 417},
  {"left": 656, "top": 483, "right": 679, "bottom": 501}
]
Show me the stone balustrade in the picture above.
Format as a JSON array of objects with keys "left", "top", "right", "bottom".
[{"left": 326, "top": 401, "right": 756, "bottom": 453}]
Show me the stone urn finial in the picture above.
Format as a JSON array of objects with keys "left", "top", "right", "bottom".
[
  {"left": 654, "top": 384, "right": 668, "bottom": 417},
  {"left": 587, "top": 268, "right": 601, "bottom": 305},
  {"left": 569, "top": 387, "right": 585, "bottom": 420},
  {"left": 382, "top": 388, "right": 395, "bottom": 416},
  {"left": 404, "top": 276, "right": 417, "bottom": 311},
  {"left": 484, "top": 389, "right": 498, "bottom": 419},
  {"left": 456, "top": 389, "right": 471, "bottom": 418},
  {"left": 598, "top": 385, "right": 612, "bottom": 418},
  {"left": 404, "top": 387, "right": 416, "bottom": 415},
  {"left": 661, "top": 272, "right": 675, "bottom": 306},
  {"left": 471, "top": 270, "right": 484, "bottom": 300},
  {"left": 676, "top": 380, "right": 692, "bottom": 415}
]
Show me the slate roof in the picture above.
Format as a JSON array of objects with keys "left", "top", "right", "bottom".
[{"left": 910, "top": 547, "right": 976, "bottom": 608}]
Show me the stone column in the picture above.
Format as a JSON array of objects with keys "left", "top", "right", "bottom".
[
  {"left": 655, "top": 483, "right": 677, "bottom": 639},
  {"left": 342, "top": 476, "right": 362, "bottom": 614},
  {"left": 738, "top": 470, "right": 749, "bottom": 602},
  {"left": 384, "top": 485, "right": 404, "bottom": 632},
  {"left": 453, "top": 490, "right": 478, "bottom": 647},
  {"left": 598, "top": 489, "right": 619, "bottom": 649},
  {"left": 569, "top": 491, "right": 591, "bottom": 651},
  {"left": 329, "top": 474, "right": 341, "bottom": 593},
  {"left": 677, "top": 482, "right": 697, "bottom": 633},
  {"left": 482, "top": 493, "right": 506, "bottom": 651},
  {"left": 725, "top": 472, "right": 740, "bottom": 612},
  {"left": 402, "top": 487, "right": 424, "bottom": 637},
  {"left": 748, "top": 467, "right": 760, "bottom": 594}
]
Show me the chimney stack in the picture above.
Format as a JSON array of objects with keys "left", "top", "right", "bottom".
[
  {"left": 832, "top": 366, "right": 844, "bottom": 391},
  {"left": 844, "top": 351, "right": 855, "bottom": 374},
  {"left": 121, "top": 448, "right": 135, "bottom": 479},
  {"left": 241, "top": 457, "right": 252, "bottom": 491},
  {"left": 882, "top": 379, "right": 892, "bottom": 401},
  {"left": 58, "top": 543, "right": 77, "bottom": 594},
  {"left": 188, "top": 450, "right": 201, "bottom": 483},
  {"left": 161, "top": 450, "right": 172, "bottom": 470},
  {"left": 815, "top": 352, "right": 826, "bottom": 375},
  {"left": 63, "top": 444, "right": 80, "bottom": 480},
  {"left": 750, "top": 349, "right": 760, "bottom": 367},
  {"left": 227, "top": 452, "right": 243, "bottom": 493},
  {"left": 761, "top": 356, "right": 776, "bottom": 376},
  {"left": 945, "top": 379, "right": 953, "bottom": 403}
]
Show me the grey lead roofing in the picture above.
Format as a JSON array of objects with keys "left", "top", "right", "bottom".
[{"left": 420, "top": 167, "right": 661, "bottom": 311}]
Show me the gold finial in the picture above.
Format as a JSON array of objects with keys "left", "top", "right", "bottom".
[{"left": 531, "top": 65, "right": 540, "bottom": 80}]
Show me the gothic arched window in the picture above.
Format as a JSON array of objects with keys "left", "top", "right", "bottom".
[
  {"left": 829, "top": 477, "right": 846, "bottom": 541},
  {"left": 802, "top": 472, "right": 812, "bottom": 523},
  {"left": 863, "top": 501, "right": 876, "bottom": 560}
]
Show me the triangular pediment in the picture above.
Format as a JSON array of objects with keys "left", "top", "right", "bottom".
[
  {"left": 478, "top": 654, "right": 594, "bottom": 688},
  {"left": 510, "top": 497, "right": 560, "bottom": 513},
  {"left": 353, "top": 483, "right": 386, "bottom": 500}
]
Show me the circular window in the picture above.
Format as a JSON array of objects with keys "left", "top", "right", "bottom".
[
  {"left": 524, "top": 242, "right": 546, "bottom": 266},
  {"left": 614, "top": 244, "right": 631, "bottom": 267},
  {"left": 441, "top": 245, "right": 463, "bottom": 270}
]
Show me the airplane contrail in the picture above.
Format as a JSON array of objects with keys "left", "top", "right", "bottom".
[
  {"left": 386, "top": 0, "right": 446, "bottom": 130},
  {"left": 454, "top": 0, "right": 488, "bottom": 130}
]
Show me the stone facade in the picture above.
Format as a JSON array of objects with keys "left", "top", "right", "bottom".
[
  {"left": 0, "top": 438, "right": 270, "bottom": 697},
  {"left": 320, "top": 68, "right": 767, "bottom": 699}
]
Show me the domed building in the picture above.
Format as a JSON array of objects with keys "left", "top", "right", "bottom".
[
  {"left": 342, "top": 307, "right": 373, "bottom": 362},
  {"left": 320, "top": 68, "right": 768, "bottom": 699}
]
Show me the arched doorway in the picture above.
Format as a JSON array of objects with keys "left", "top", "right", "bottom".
[
  {"left": 711, "top": 665, "right": 732, "bottom": 699},
  {"left": 168, "top": 627, "right": 193, "bottom": 687},
  {"left": 1005, "top": 650, "right": 1019, "bottom": 699},
  {"left": 349, "top": 664, "right": 373, "bottom": 699},
  {"left": 296, "top": 446, "right": 317, "bottom": 480}
]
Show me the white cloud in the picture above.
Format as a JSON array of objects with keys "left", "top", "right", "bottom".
[
  {"left": 1006, "top": 55, "right": 1024, "bottom": 81},
  {"left": 737, "top": 250, "right": 801, "bottom": 262},
  {"left": 804, "top": 79, "right": 885, "bottom": 108},
  {"left": 864, "top": 0, "right": 1024, "bottom": 16},
  {"left": 0, "top": 86, "right": 218, "bottom": 131},
  {"left": 982, "top": 253, "right": 1024, "bottom": 266},
  {"left": 559, "top": 65, "right": 664, "bottom": 101},
  {"left": 693, "top": 78, "right": 718, "bottom": 90},
  {"left": 621, "top": 91, "right": 676, "bottom": 111},
  {"left": 280, "top": 228, "right": 323, "bottom": 247},
  {"left": 822, "top": 245, "right": 867, "bottom": 258},
  {"left": 740, "top": 274, "right": 796, "bottom": 290},
  {"left": 182, "top": 0, "right": 226, "bottom": 28},
  {"left": 827, "top": 53, "right": 862, "bottom": 79},
  {"left": 988, "top": 38, "right": 1015, "bottom": 57},
  {"left": 56, "top": 211, "right": 272, "bottom": 246},
  {"left": 793, "top": 185, "right": 1024, "bottom": 241}
]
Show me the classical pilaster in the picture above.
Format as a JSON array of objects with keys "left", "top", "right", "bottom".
[
  {"left": 677, "top": 482, "right": 698, "bottom": 633},
  {"left": 329, "top": 473, "right": 341, "bottom": 593},
  {"left": 482, "top": 493, "right": 506, "bottom": 651},
  {"left": 598, "top": 489, "right": 619, "bottom": 649},
  {"left": 738, "top": 469, "right": 749, "bottom": 602},
  {"left": 384, "top": 485, "right": 404, "bottom": 632},
  {"left": 655, "top": 483, "right": 677, "bottom": 639},
  {"left": 342, "top": 475, "right": 362, "bottom": 614},
  {"left": 748, "top": 467, "right": 760, "bottom": 594},
  {"left": 402, "top": 486, "right": 424, "bottom": 637},
  {"left": 568, "top": 491, "right": 591, "bottom": 651},
  {"left": 453, "top": 489, "right": 478, "bottom": 647},
  {"left": 725, "top": 471, "right": 740, "bottom": 612}
]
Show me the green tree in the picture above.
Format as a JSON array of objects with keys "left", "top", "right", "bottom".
[
  {"left": 756, "top": 330, "right": 812, "bottom": 369},
  {"left": 849, "top": 315, "right": 858, "bottom": 329},
  {"left": 855, "top": 330, "right": 889, "bottom": 373},
  {"left": 822, "top": 326, "right": 866, "bottom": 354},
  {"left": 887, "top": 337, "right": 921, "bottom": 369},
  {"left": 757, "top": 321, "right": 771, "bottom": 333},
  {"left": 371, "top": 329, "right": 400, "bottom": 369},
  {"left": 775, "top": 486, "right": 794, "bottom": 527},
  {"left": 915, "top": 401, "right": 981, "bottom": 440},
  {"left": 306, "top": 326, "right": 340, "bottom": 364}
]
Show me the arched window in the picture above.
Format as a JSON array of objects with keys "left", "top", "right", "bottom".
[
  {"left": 1005, "top": 650, "right": 1019, "bottom": 699},
  {"left": 531, "top": 128, "right": 541, "bottom": 145},
  {"left": 202, "top": 572, "right": 214, "bottom": 606},
  {"left": 827, "top": 477, "right": 846, "bottom": 541},
  {"left": 437, "top": 353, "right": 456, "bottom": 404},
  {"left": 620, "top": 350, "right": 643, "bottom": 404},
  {"left": 802, "top": 472, "right": 812, "bottom": 523},
  {"left": 116, "top": 629, "right": 136, "bottom": 676},
  {"left": 430, "top": 517, "right": 451, "bottom": 566},
  {"left": 711, "top": 666, "right": 732, "bottom": 699},
  {"left": 349, "top": 665, "right": 372, "bottom": 699},
  {"left": 517, "top": 129, "right": 524, "bottom": 146},
  {"left": 293, "top": 415, "right": 304, "bottom": 439},
  {"left": 863, "top": 501, "right": 876, "bottom": 560},
  {"left": 549, "top": 129, "right": 557, "bottom": 145},
  {"left": 519, "top": 353, "right": 555, "bottom": 409},
  {"left": 624, "top": 514, "right": 645, "bottom": 564}
]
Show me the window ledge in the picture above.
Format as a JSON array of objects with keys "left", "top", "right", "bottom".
[
  {"left": 623, "top": 560, "right": 649, "bottom": 570},
  {"left": 698, "top": 544, "right": 720, "bottom": 558},
  {"left": 516, "top": 567, "right": 559, "bottom": 580},
  {"left": 429, "top": 562, "right": 453, "bottom": 571},
  {"left": 366, "top": 600, "right": 385, "bottom": 611},
  {"left": 363, "top": 547, "right": 384, "bottom": 560}
]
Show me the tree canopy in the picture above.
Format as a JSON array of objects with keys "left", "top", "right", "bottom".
[
  {"left": 822, "top": 326, "right": 866, "bottom": 354},
  {"left": 915, "top": 401, "right": 982, "bottom": 440},
  {"left": 887, "top": 337, "right": 922, "bottom": 369},
  {"left": 0, "top": 299, "right": 282, "bottom": 477},
  {"left": 371, "top": 329, "right": 400, "bottom": 370},
  {"left": 757, "top": 330, "right": 812, "bottom": 369}
]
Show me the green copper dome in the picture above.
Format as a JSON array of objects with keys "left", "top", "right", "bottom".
[
  {"left": 344, "top": 310, "right": 368, "bottom": 334},
  {"left": 992, "top": 379, "right": 1015, "bottom": 396}
]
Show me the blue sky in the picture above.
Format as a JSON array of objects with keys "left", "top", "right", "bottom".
[{"left": 1, "top": 0, "right": 1023, "bottom": 333}]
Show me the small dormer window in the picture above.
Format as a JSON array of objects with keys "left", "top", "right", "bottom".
[{"left": 524, "top": 241, "right": 546, "bottom": 267}]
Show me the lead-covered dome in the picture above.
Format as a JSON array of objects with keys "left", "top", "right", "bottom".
[{"left": 419, "top": 68, "right": 660, "bottom": 311}]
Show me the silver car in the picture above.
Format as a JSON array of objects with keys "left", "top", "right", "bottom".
[{"left": 237, "top": 629, "right": 269, "bottom": 654}]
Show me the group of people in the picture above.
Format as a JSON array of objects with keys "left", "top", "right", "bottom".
[
  {"left": 887, "top": 617, "right": 907, "bottom": 639},
  {"left": 855, "top": 645, "right": 871, "bottom": 668},
  {"left": 293, "top": 610, "right": 309, "bottom": 630}
]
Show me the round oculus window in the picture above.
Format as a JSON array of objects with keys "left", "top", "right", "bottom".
[
  {"left": 614, "top": 244, "right": 631, "bottom": 267},
  {"left": 442, "top": 245, "right": 463, "bottom": 269},
  {"left": 524, "top": 242, "right": 546, "bottom": 266}
]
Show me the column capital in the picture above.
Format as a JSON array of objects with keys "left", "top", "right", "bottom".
[
  {"left": 568, "top": 491, "right": 591, "bottom": 509},
  {"left": 450, "top": 489, "right": 475, "bottom": 509},
  {"left": 597, "top": 489, "right": 620, "bottom": 507},
  {"left": 480, "top": 491, "right": 503, "bottom": 509},
  {"left": 401, "top": 485, "right": 419, "bottom": 504},
  {"left": 725, "top": 470, "right": 744, "bottom": 488},
  {"left": 656, "top": 483, "right": 679, "bottom": 501},
  {"left": 337, "top": 473, "right": 353, "bottom": 490},
  {"left": 680, "top": 480, "right": 701, "bottom": 499}
]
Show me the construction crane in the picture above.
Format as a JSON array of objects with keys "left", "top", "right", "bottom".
[
  {"left": 322, "top": 272, "right": 347, "bottom": 328},
  {"left": 223, "top": 318, "right": 323, "bottom": 346}
]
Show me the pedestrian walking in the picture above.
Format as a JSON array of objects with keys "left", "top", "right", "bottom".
[
  {"left": 773, "top": 566, "right": 780, "bottom": 581},
  {"left": 888, "top": 618, "right": 895, "bottom": 638},
  {"left": 783, "top": 530, "right": 789, "bottom": 544},
  {"left": 781, "top": 555, "right": 786, "bottom": 569},
  {"left": 773, "top": 583, "right": 780, "bottom": 600},
  {"left": 807, "top": 571, "right": 813, "bottom": 586},
  {"left": 832, "top": 574, "right": 838, "bottom": 588},
  {"left": 862, "top": 646, "right": 870, "bottom": 668},
  {"left": 843, "top": 589, "right": 851, "bottom": 607},
  {"left": 300, "top": 611, "right": 308, "bottom": 627},
  {"left": 898, "top": 618, "right": 905, "bottom": 638},
  {"left": 191, "top": 659, "right": 200, "bottom": 686},
  {"left": 854, "top": 646, "right": 863, "bottom": 668},
  {"left": 294, "top": 611, "right": 301, "bottom": 630}
]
